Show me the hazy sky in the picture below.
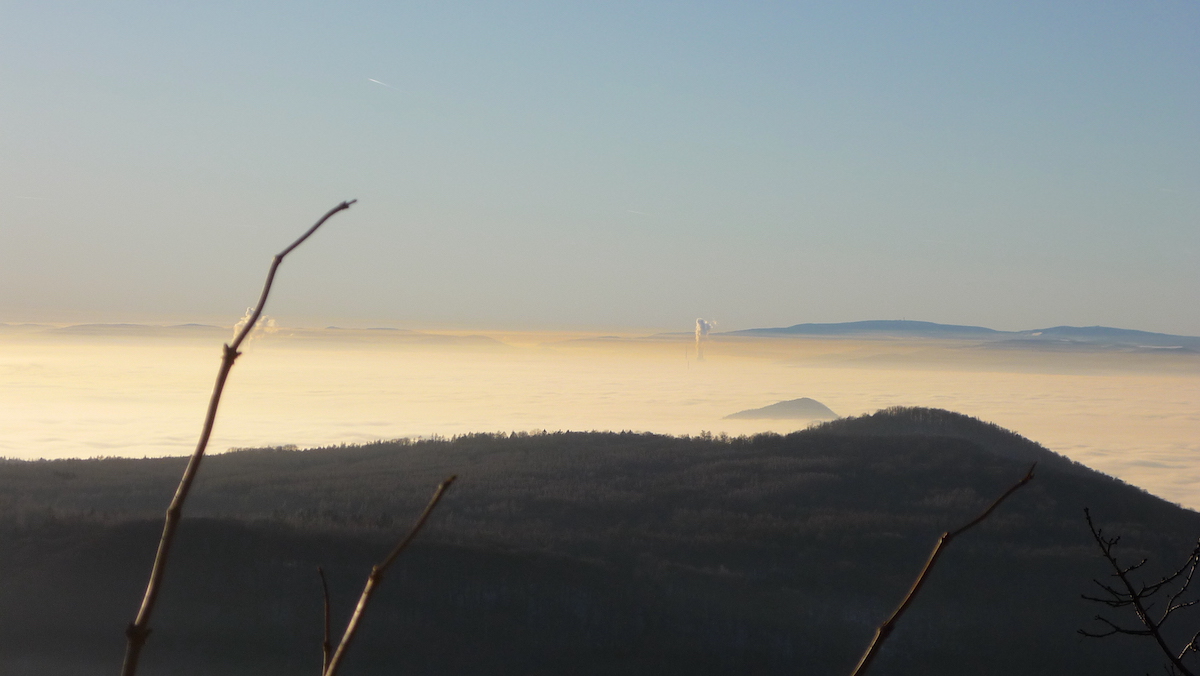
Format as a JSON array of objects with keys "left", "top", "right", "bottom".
[{"left": 2, "top": 2, "right": 1197, "bottom": 333}]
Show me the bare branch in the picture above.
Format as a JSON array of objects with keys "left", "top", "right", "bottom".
[
  {"left": 120, "top": 200, "right": 356, "bottom": 676},
  {"left": 849, "top": 463, "right": 1035, "bottom": 676},
  {"left": 1079, "top": 624, "right": 1115, "bottom": 638},
  {"left": 1091, "top": 578, "right": 1132, "bottom": 600},
  {"left": 1078, "top": 614, "right": 1153, "bottom": 637},
  {"left": 1169, "top": 545, "right": 1200, "bottom": 586},
  {"left": 319, "top": 566, "right": 333, "bottom": 674},
  {"left": 1124, "top": 559, "right": 1150, "bottom": 575},
  {"left": 230, "top": 200, "right": 357, "bottom": 352},
  {"left": 323, "top": 476, "right": 456, "bottom": 676},
  {"left": 1168, "top": 599, "right": 1200, "bottom": 616},
  {"left": 1161, "top": 544, "right": 1200, "bottom": 625},
  {"left": 1082, "top": 509, "right": 1197, "bottom": 676},
  {"left": 1081, "top": 594, "right": 1131, "bottom": 608},
  {"left": 1180, "top": 629, "right": 1200, "bottom": 661}
]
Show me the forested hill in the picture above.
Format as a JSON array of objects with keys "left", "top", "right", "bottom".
[{"left": 1, "top": 408, "right": 1197, "bottom": 675}]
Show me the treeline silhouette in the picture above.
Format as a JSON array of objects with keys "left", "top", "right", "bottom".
[{"left": 1, "top": 407, "right": 1197, "bottom": 675}]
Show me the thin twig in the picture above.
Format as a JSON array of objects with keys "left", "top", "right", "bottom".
[
  {"left": 319, "top": 566, "right": 333, "bottom": 674},
  {"left": 1180, "top": 628, "right": 1200, "bottom": 662},
  {"left": 849, "top": 463, "right": 1035, "bottom": 676},
  {"left": 1161, "top": 544, "right": 1200, "bottom": 624},
  {"left": 120, "top": 200, "right": 356, "bottom": 676},
  {"left": 1079, "top": 613, "right": 1151, "bottom": 637},
  {"left": 323, "top": 476, "right": 456, "bottom": 676}
]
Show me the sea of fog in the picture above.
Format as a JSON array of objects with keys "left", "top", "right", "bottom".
[{"left": 2, "top": 324, "right": 1199, "bottom": 509}]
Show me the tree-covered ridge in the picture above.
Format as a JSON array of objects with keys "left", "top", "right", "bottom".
[{"left": 1, "top": 408, "right": 1196, "bottom": 674}]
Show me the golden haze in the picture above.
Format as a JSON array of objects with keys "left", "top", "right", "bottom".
[{"left": 1, "top": 324, "right": 1197, "bottom": 508}]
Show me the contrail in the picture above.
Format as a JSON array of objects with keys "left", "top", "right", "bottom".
[{"left": 368, "top": 78, "right": 397, "bottom": 90}]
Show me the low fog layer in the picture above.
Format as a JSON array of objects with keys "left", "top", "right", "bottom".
[{"left": 1, "top": 323, "right": 1198, "bottom": 508}]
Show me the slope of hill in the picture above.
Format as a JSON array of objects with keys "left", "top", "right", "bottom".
[
  {"left": 724, "top": 397, "right": 839, "bottom": 420},
  {"left": 1, "top": 408, "right": 1196, "bottom": 675}
]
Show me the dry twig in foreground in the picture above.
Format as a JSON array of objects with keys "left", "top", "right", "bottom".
[
  {"left": 322, "top": 476, "right": 457, "bottom": 676},
  {"left": 1080, "top": 509, "right": 1200, "bottom": 676},
  {"left": 319, "top": 567, "right": 333, "bottom": 674},
  {"left": 120, "top": 200, "right": 356, "bottom": 676},
  {"left": 849, "top": 463, "right": 1036, "bottom": 676}
]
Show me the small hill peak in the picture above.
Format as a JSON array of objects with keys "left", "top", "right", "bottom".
[{"left": 724, "top": 397, "right": 839, "bottom": 420}]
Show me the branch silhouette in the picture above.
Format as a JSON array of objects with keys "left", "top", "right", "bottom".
[
  {"left": 120, "top": 200, "right": 356, "bottom": 676},
  {"left": 1080, "top": 508, "right": 1200, "bottom": 676},
  {"left": 323, "top": 476, "right": 456, "bottom": 676},
  {"left": 850, "top": 462, "right": 1035, "bottom": 676}
]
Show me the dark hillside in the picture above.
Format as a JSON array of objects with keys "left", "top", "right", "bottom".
[
  {"left": 813, "top": 407, "right": 1088, "bottom": 469},
  {"left": 0, "top": 408, "right": 1196, "bottom": 675}
]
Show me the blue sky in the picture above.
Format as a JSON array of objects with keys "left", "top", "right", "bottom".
[{"left": 2, "top": 1, "right": 1197, "bottom": 333}]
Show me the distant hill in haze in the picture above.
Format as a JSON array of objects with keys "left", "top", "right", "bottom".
[
  {"left": 731, "top": 320, "right": 1004, "bottom": 340},
  {"left": 0, "top": 323, "right": 505, "bottom": 347},
  {"left": 1, "top": 407, "right": 1196, "bottom": 675},
  {"left": 724, "top": 397, "right": 839, "bottom": 420},
  {"left": 728, "top": 320, "right": 1200, "bottom": 351},
  {"left": 37, "top": 323, "right": 228, "bottom": 338}
]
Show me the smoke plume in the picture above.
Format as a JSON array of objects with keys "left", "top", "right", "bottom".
[
  {"left": 695, "top": 318, "right": 714, "bottom": 361},
  {"left": 231, "top": 307, "right": 278, "bottom": 345}
]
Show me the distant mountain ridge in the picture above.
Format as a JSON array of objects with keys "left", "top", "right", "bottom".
[{"left": 729, "top": 320, "right": 1200, "bottom": 350}]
